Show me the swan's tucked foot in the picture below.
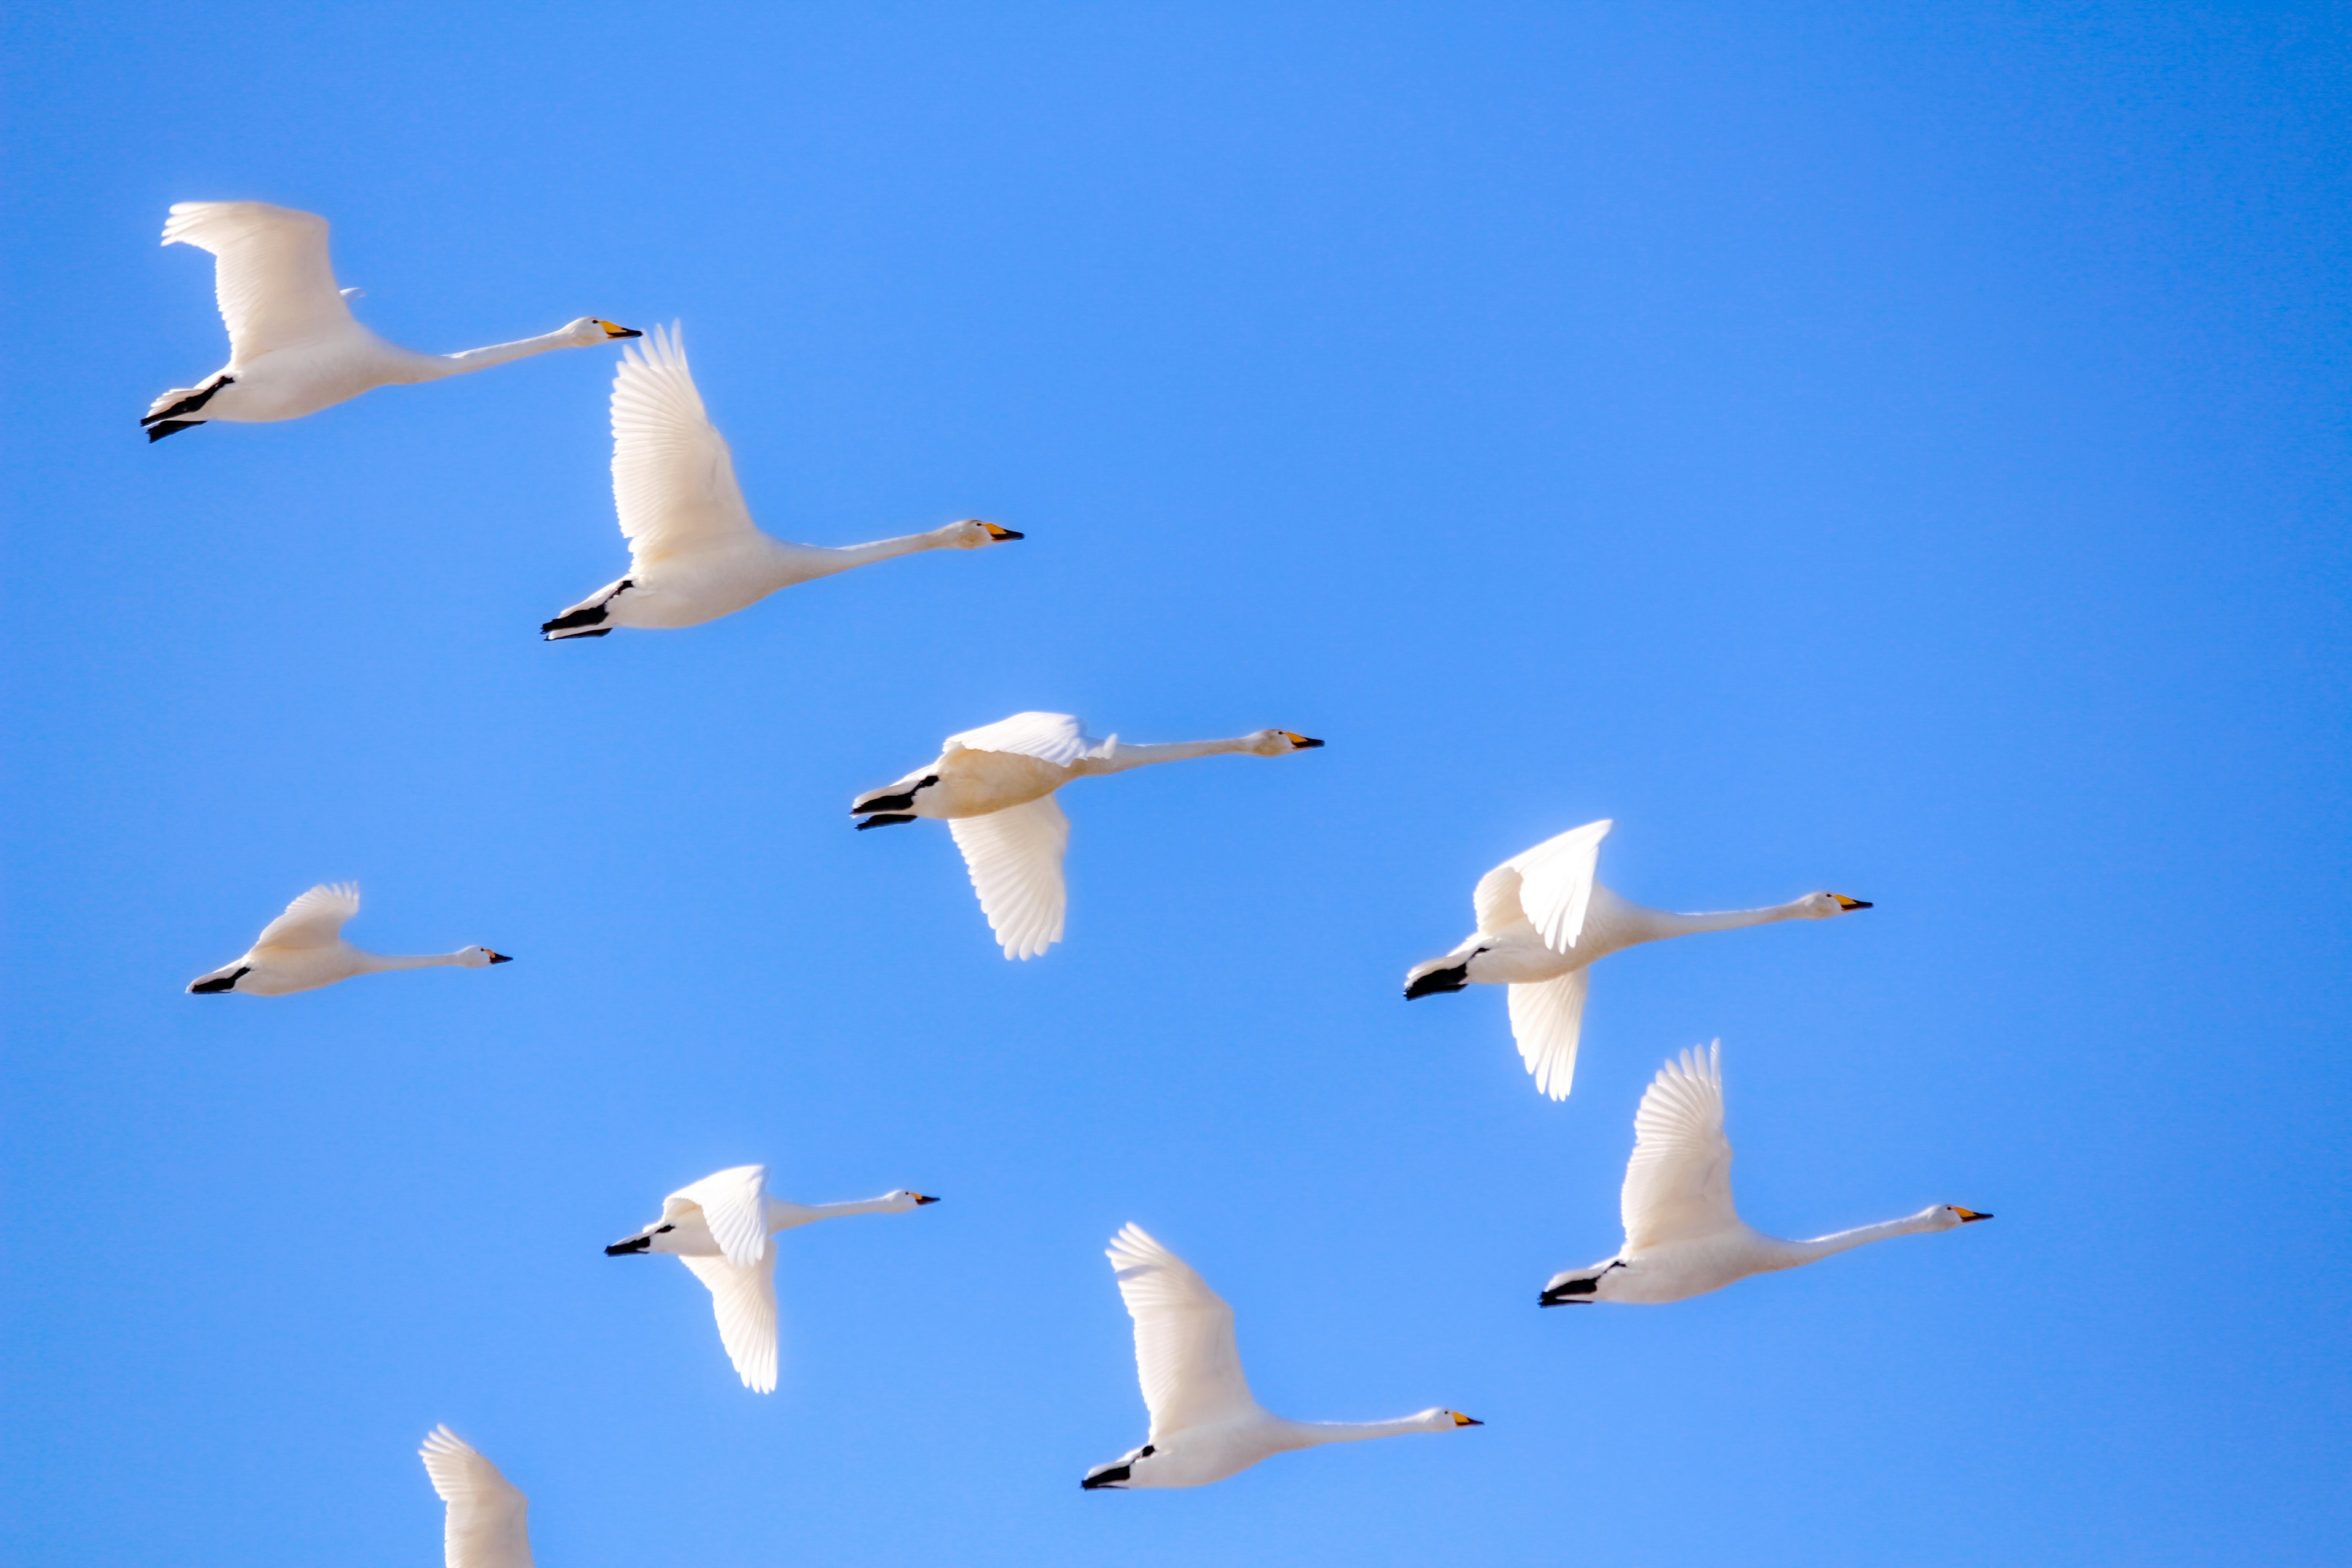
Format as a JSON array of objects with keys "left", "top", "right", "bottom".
[
  {"left": 187, "top": 966, "right": 250, "bottom": 995},
  {"left": 1082, "top": 1450, "right": 1147, "bottom": 1490},
  {"left": 1403, "top": 960, "right": 1470, "bottom": 998},
  {"left": 143, "top": 375, "right": 234, "bottom": 428},
  {"left": 1539, "top": 1260, "right": 1624, "bottom": 1306},
  {"left": 851, "top": 775, "right": 938, "bottom": 816},
  {"left": 854, "top": 813, "right": 917, "bottom": 830},
  {"left": 604, "top": 1233, "right": 652, "bottom": 1255},
  {"left": 146, "top": 419, "right": 204, "bottom": 442}
]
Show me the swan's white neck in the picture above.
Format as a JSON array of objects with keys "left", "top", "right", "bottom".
[
  {"left": 402, "top": 328, "right": 584, "bottom": 381},
  {"left": 1768, "top": 1208, "right": 1948, "bottom": 1267},
  {"left": 1266, "top": 1414, "right": 1443, "bottom": 1450},
  {"left": 772, "top": 530, "right": 956, "bottom": 579},
  {"left": 348, "top": 949, "right": 473, "bottom": 974},
  {"left": 1080, "top": 736, "right": 1264, "bottom": 775},
  {"left": 1647, "top": 899, "right": 1813, "bottom": 938},
  {"left": 766, "top": 1193, "right": 908, "bottom": 1231}
]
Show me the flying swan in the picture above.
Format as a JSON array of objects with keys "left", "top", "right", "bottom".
[
  {"left": 540, "top": 323, "right": 1022, "bottom": 638},
  {"left": 1403, "top": 819, "right": 1871, "bottom": 1098},
  {"left": 145, "top": 201, "right": 639, "bottom": 440},
  {"left": 1539, "top": 1041, "right": 1991, "bottom": 1306},
  {"left": 185, "top": 883, "right": 511, "bottom": 997},
  {"left": 1084, "top": 1224, "right": 1479, "bottom": 1490},
  {"left": 604, "top": 1163, "right": 937, "bottom": 1393},
  {"left": 851, "top": 711, "right": 1324, "bottom": 959},
  {"left": 418, "top": 1426, "right": 535, "bottom": 1568}
]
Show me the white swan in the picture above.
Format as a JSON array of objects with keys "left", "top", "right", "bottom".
[
  {"left": 603, "top": 1163, "right": 937, "bottom": 1393},
  {"left": 1403, "top": 820, "right": 1871, "bottom": 1098},
  {"left": 851, "top": 712, "right": 1324, "bottom": 959},
  {"left": 145, "top": 202, "right": 639, "bottom": 440},
  {"left": 185, "top": 883, "right": 511, "bottom": 996},
  {"left": 1539, "top": 1042, "right": 1991, "bottom": 1306},
  {"left": 1082, "top": 1224, "right": 1480, "bottom": 1490},
  {"left": 418, "top": 1427, "right": 534, "bottom": 1568},
  {"left": 540, "top": 325, "right": 1022, "bottom": 638}
]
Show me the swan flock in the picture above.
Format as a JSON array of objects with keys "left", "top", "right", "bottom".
[{"left": 151, "top": 198, "right": 1991, "bottom": 1518}]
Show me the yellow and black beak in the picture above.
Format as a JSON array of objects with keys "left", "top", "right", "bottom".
[
  {"left": 981, "top": 522, "right": 1024, "bottom": 541},
  {"left": 1452, "top": 1412, "right": 1483, "bottom": 1427},
  {"left": 596, "top": 320, "right": 644, "bottom": 339},
  {"left": 912, "top": 1194, "right": 941, "bottom": 1205},
  {"left": 1833, "top": 894, "right": 1873, "bottom": 911},
  {"left": 1953, "top": 1207, "right": 1993, "bottom": 1223},
  {"left": 1280, "top": 731, "right": 1325, "bottom": 749}
]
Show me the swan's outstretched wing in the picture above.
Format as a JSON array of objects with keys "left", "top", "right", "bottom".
[
  {"left": 680, "top": 1251, "right": 780, "bottom": 1393},
  {"left": 663, "top": 1164, "right": 770, "bottom": 1268},
  {"left": 1477, "top": 819, "right": 1613, "bottom": 950},
  {"left": 162, "top": 202, "right": 354, "bottom": 363},
  {"left": 418, "top": 1427, "right": 533, "bottom": 1568},
  {"left": 254, "top": 882, "right": 360, "bottom": 949},
  {"left": 949, "top": 794, "right": 1070, "bottom": 960},
  {"left": 1107, "top": 1224, "right": 1256, "bottom": 1439},
  {"left": 1621, "top": 1042, "right": 1736, "bottom": 1251},
  {"left": 610, "top": 323, "right": 757, "bottom": 567},
  {"left": 943, "top": 711, "right": 1101, "bottom": 766},
  {"left": 1508, "top": 969, "right": 1590, "bottom": 1100}
]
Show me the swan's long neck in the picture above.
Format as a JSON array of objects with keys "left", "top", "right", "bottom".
[
  {"left": 1267, "top": 1415, "right": 1441, "bottom": 1450},
  {"left": 1079, "top": 736, "right": 1262, "bottom": 775},
  {"left": 765, "top": 1194, "right": 906, "bottom": 1231},
  {"left": 771, "top": 532, "right": 951, "bottom": 580},
  {"left": 1768, "top": 1209, "right": 1947, "bottom": 1267},
  {"left": 401, "top": 329, "right": 582, "bottom": 382},
  {"left": 349, "top": 949, "right": 471, "bottom": 974},
  {"left": 1648, "top": 899, "right": 1812, "bottom": 938}
]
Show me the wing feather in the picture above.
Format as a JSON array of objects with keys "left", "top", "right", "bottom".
[
  {"left": 610, "top": 323, "right": 757, "bottom": 565},
  {"left": 163, "top": 202, "right": 354, "bottom": 361},
  {"left": 680, "top": 1251, "right": 780, "bottom": 1393},
  {"left": 418, "top": 1427, "right": 533, "bottom": 1568},
  {"left": 1509, "top": 820, "right": 1613, "bottom": 952},
  {"left": 1107, "top": 1224, "right": 1255, "bottom": 1439},
  {"left": 254, "top": 883, "right": 359, "bottom": 949},
  {"left": 1620, "top": 1041, "right": 1737, "bottom": 1251},
  {"left": 663, "top": 1164, "right": 770, "bottom": 1268},
  {"left": 1508, "top": 969, "right": 1590, "bottom": 1100},
  {"left": 948, "top": 794, "right": 1070, "bottom": 960},
  {"left": 941, "top": 712, "right": 1100, "bottom": 766}
]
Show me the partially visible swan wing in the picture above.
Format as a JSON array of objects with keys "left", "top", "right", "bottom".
[
  {"left": 253, "top": 882, "right": 360, "bottom": 949},
  {"left": 942, "top": 711, "right": 1101, "bottom": 766},
  {"left": 1621, "top": 1041, "right": 1736, "bottom": 1251},
  {"left": 1482, "top": 818, "right": 1612, "bottom": 951},
  {"left": 681, "top": 1251, "right": 780, "bottom": 1393},
  {"left": 610, "top": 322, "right": 756, "bottom": 567},
  {"left": 1508, "top": 969, "right": 1589, "bottom": 1100},
  {"left": 418, "top": 1425, "right": 533, "bottom": 1568},
  {"left": 162, "top": 202, "right": 354, "bottom": 363},
  {"left": 663, "top": 1164, "right": 771, "bottom": 1268},
  {"left": 948, "top": 794, "right": 1069, "bottom": 960},
  {"left": 1107, "top": 1224, "right": 1256, "bottom": 1439}
]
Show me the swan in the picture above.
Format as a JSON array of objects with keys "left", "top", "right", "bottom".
[
  {"left": 603, "top": 1163, "right": 937, "bottom": 1393},
  {"left": 540, "top": 324, "right": 1022, "bottom": 638},
  {"left": 184, "top": 883, "right": 511, "bottom": 996},
  {"left": 1403, "top": 819, "right": 1871, "bottom": 1098},
  {"left": 1539, "top": 1042, "right": 1991, "bottom": 1307},
  {"left": 1082, "top": 1224, "right": 1480, "bottom": 1490},
  {"left": 145, "top": 201, "right": 639, "bottom": 440},
  {"left": 851, "top": 712, "right": 1324, "bottom": 959},
  {"left": 418, "top": 1427, "right": 534, "bottom": 1568}
]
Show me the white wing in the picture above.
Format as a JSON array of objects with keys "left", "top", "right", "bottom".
[
  {"left": 610, "top": 322, "right": 758, "bottom": 566},
  {"left": 949, "top": 794, "right": 1070, "bottom": 960},
  {"left": 418, "top": 1427, "right": 532, "bottom": 1568},
  {"left": 681, "top": 1252, "right": 780, "bottom": 1393},
  {"left": 1497, "top": 820, "right": 1613, "bottom": 952},
  {"left": 253, "top": 882, "right": 359, "bottom": 949},
  {"left": 1620, "top": 1041, "right": 1736, "bottom": 1251},
  {"left": 1508, "top": 969, "right": 1590, "bottom": 1100},
  {"left": 663, "top": 1164, "right": 770, "bottom": 1268},
  {"left": 162, "top": 202, "right": 354, "bottom": 362},
  {"left": 941, "top": 711, "right": 1099, "bottom": 766},
  {"left": 1107, "top": 1224, "right": 1256, "bottom": 1439}
]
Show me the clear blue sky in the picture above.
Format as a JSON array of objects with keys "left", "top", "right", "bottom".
[{"left": 5, "top": 4, "right": 2348, "bottom": 1564}]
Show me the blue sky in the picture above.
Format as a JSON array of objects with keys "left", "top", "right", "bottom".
[{"left": 4, "top": 2, "right": 2348, "bottom": 1563}]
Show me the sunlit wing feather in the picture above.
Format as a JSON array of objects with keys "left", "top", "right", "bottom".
[
  {"left": 681, "top": 1251, "right": 780, "bottom": 1394},
  {"left": 948, "top": 794, "right": 1070, "bottom": 960},
  {"left": 665, "top": 1164, "right": 770, "bottom": 1268},
  {"left": 254, "top": 882, "right": 360, "bottom": 949},
  {"left": 1620, "top": 1041, "right": 1738, "bottom": 1251},
  {"left": 1508, "top": 968, "right": 1590, "bottom": 1100},
  {"left": 163, "top": 202, "right": 353, "bottom": 362},
  {"left": 1107, "top": 1224, "right": 1256, "bottom": 1439},
  {"left": 610, "top": 322, "right": 757, "bottom": 566},
  {"left": 942, "top": 711, "right": 1101, "bottom": 766},
  {"left": 1510, "top": 819, "right": 1613, "bottom": 952},
  {"left": 418, "top": 1426, "right": 533, "bottom": 1568}
]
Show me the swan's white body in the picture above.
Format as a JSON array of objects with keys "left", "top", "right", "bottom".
[
  {"left": 605, "top": 1163, "right": 937, "bottom": 1393},
  {"left": 145, "top": 202, "right": 638, "bottom": 439},
  {"left": 1082, "top": 1224, "right": 1479, "bottom": 1490},
  {"left": 1404, "top": 820, "right": 1871, "bottom": 1098},
  {"left": 851, "top": 712, "right": 1324, "bottom": 959},
  {"left": 1539, "top": 1042, "right": 1991, "bottom": 1307},
  {"left": 540, "top": 325, "right": 1020, "bottom": 638},
  {"left": 418, "top": 1427, "right": 534, "bottom": 1568},
  {"left": 184, "top": 883, "right": 510, "bottom": 997}
]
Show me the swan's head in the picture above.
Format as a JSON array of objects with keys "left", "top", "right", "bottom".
[
  {"left": 562, "top": 317, "right": 644, "bottom": 345},
  {"left": 1539, "top": 1258, "right": 1628, "bottom": 1306},
  {"left": 1795, "top": 891, "right": 1872, "bottom": 919},
  {"left": 1246, "top": 728, "right": 1325, "bottom": 756},
  {"left": 881, "top": 1189, "right": 942, "bottom": 1212},
  {"left": 456, "top": 946, "right": 515, "bottom": 968},
  {"left": 1932, "top": 1205, "right": 1994, "bottom": 1231},
  {"left": 1421, "top": 1408, "right": 1484, "bottom": 1432},
  {"left": 941, "top": 519, "right": 1024, "bottom": 549}
]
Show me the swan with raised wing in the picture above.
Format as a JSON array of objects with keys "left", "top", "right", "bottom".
[
  {"left": 1083, "top": 1224, "right": 1480, "bottom": 1490},
  {"left": 851, "top": 711, "right": 1322, "bottom": 959},
  {"left": 1540, "top": 1042, "right": 1990, "bottom": 1307},
  {"left": 604, "top": 1163, "right": 937, "bottom": 1393},
  {"left": 540, "top": 324, "right": 1020, "bottom": 638},
  {"left": 1404, "top": 819, "right": 1870, "bottom": 1098},
  {"left": 185, "top": 883, "right": 511, "bottom": 997},
  {"left": 145, "top": 201, "right": 638, "bottom": 440}
]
